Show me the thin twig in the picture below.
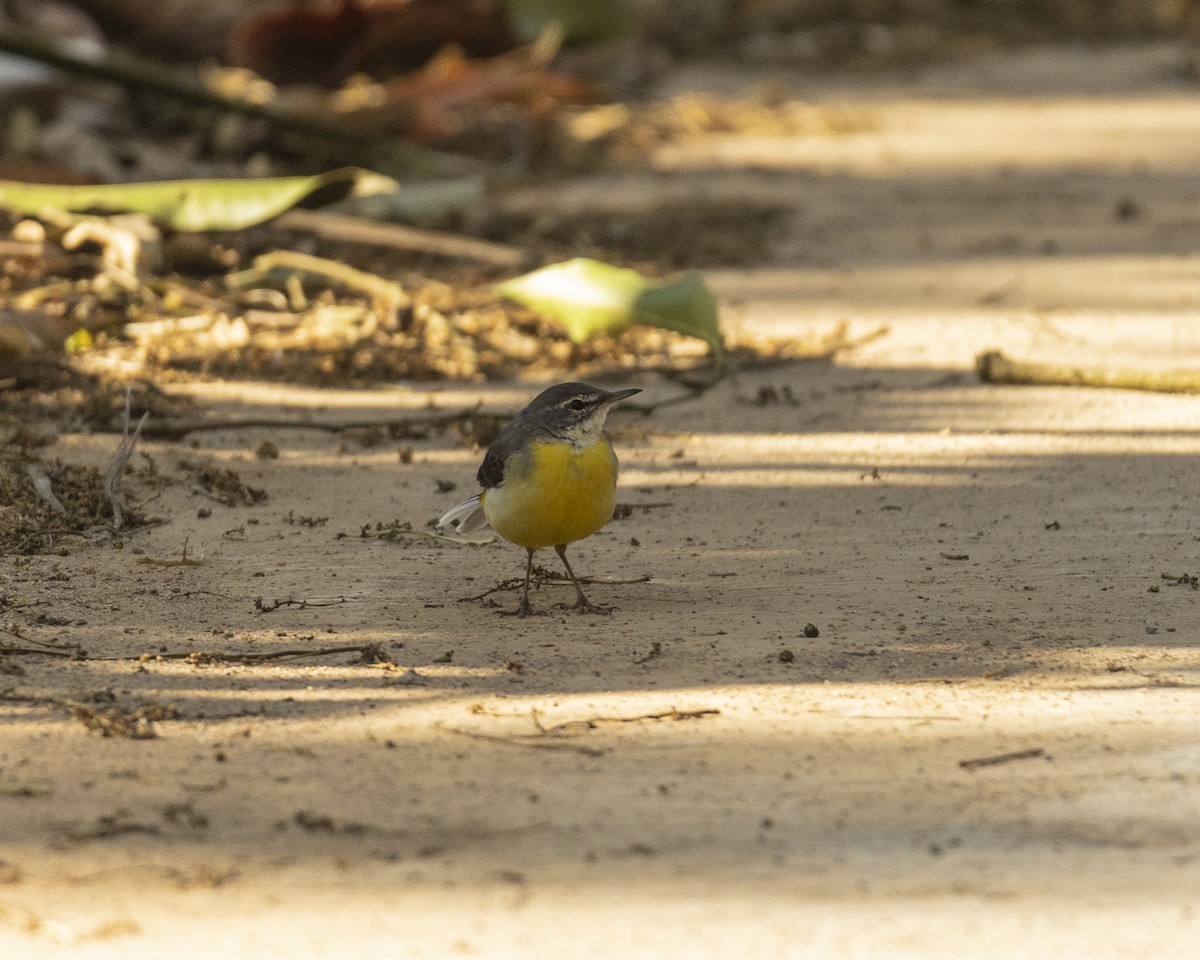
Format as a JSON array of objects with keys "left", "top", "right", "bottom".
[
  {"left": 446, "top": 706, "right": 718, "bottom": 755},
  {"left": 627, "top": 384, "right": 708, "bottom": 415},
  {"left": 459, "top": 577, "right": 527, "bottom": 602},
  {"left": 441, "top": 726, "right": 608, "bottom": 757},
  {"left": 459, "top": 572, "right": 649, "bottom": 602},
  {"left": 253, "top": 596, "right": 353, "bottom": 612},
  {"left": 136, "top": 537, "right": 203, "bottom": 567},
  {"left": 0, "top": 645, "right": 81, "bottom": 658},
  {"left": 276, "top": 209, "right": 526, "bottom": 268},
  {"left": 546, "top": 573, "right": 650, "bottom": 587},
  {"left": 138, "top": 643, "right": 392, "bottom": 665},
  {"left": 0, "top": 627, "right": 82, "bottom": 652},
  {"left": 163, "top": 589, "right": 241, "bottom": 602},
  {"left": 132, "top": 409, "right": 479, "bottom": 441},
  {"left": 362, "top": 526, "right": 497, "bottom": 546},
  {"left": 103, "top": 388, "right": 148, "bottom": 530},
  {"left": 958, "top": 748, "right": 1046, "bottom": 770},
  {"left": 1, "top": 636, "right": 390, "bottom": 664},
  {"left": 537, "top": 707, "right": 718, "bottom": 734}
]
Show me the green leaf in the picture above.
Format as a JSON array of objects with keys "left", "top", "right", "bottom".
[
  {"left": 497, "top": 257, "right": 724, "bottom": 356},
  {"left": 506, "top": 0, "right": 635, "bottom": 43},
  {"left": 0, "top": 168, "right": 398, "bottom": 232},
  {"left": 633, "top": 274, "right": 723, "bottom": 358},
  {"left": 498, "top": 258, "right": 645, "bottom": 341}
]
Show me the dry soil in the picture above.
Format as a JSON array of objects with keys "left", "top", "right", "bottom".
[{"left": 2, "top": 42, "right": 1199, "bottom": 959}]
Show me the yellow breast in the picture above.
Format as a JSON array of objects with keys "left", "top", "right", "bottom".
[{"left": 482, "top": 438, "right": 618, "bottom": 550}]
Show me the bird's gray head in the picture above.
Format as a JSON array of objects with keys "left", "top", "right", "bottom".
[{"left": 522, "top": 381, "right": 641, "bottom": 442}]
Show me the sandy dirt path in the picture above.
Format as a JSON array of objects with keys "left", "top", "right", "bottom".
[{"left": 2, "top": 44, "right": 1199, "bottom": 958}]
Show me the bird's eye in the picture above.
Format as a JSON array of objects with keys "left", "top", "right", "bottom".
[{"left": 568, "top": 398, "right": 586, "bottom": 411}]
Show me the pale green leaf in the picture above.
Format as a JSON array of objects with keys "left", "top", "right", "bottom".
[
  {"left": 0, "top": 168, "right": 398, "bottom": 232},
  {"left": 632, "top": 274, "right": 723, "bottom": 359},
  {"left": 497, "top": 258, "right": 647, "bottom": 342},
  {"left": 497, "top": 257, "right": 724, "bottom": 355}
]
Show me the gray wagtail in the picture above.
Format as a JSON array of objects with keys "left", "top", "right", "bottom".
[{"left": 437, "top": 381, "right": 641, "bottom": 617}]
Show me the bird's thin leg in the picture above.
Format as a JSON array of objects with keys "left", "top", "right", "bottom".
[
  {"left": 555, "top": 544, "right": 610, "bottom": 615},
  {"left": 516, "top": 547, "right": 536, "bottom": 617}
]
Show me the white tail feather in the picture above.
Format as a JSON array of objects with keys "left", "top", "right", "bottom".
[{"left": 437, "top": 495, "right": 488, "bottom": 533}]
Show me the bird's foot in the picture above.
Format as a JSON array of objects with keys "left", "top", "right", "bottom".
[
  {"left": 566, "top": 598, "right": 612, "bottom": 616},
  {"left": 501, "top": 599, "right": 542, "bottom": 618}
]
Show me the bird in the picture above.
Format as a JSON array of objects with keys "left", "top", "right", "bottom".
[{"left": 437, "top": 381, "right": 641, "bottom": 617}]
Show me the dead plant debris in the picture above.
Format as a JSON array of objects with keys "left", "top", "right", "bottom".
[
  {"left": 359, "top": 519, "right": 495, "bottom": 546},
  {"left": 179, "top": 460, "right": 267, "bottom": 506},
  {"left": 0, "top": 454, "right": 148, "bottom": 555},
  {"left": 292, "top": 810, "right": 368, "bottom": 834},
  {"left": 60, "top": 811, "right": 161, "bottom": 844},
  {"left": 282, "top": 510, "right": 329, "bottom": 527},
  {"left": 0, "top": 689, "right": 179, "bottom": 739},
  {"left": 73, "top": 702, "right": 178, "bottom": 739},
  {"left": 0, "top": 181, "right": 850, "bottom": 398}
]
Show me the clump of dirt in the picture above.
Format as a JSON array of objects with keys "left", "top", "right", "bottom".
[{"left": 72, "top": 699, "right": 180, "bottom": 740}]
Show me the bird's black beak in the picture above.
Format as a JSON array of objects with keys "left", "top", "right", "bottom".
[{"left": 603, "top": 388, "right": 642, "bottom": 404}]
